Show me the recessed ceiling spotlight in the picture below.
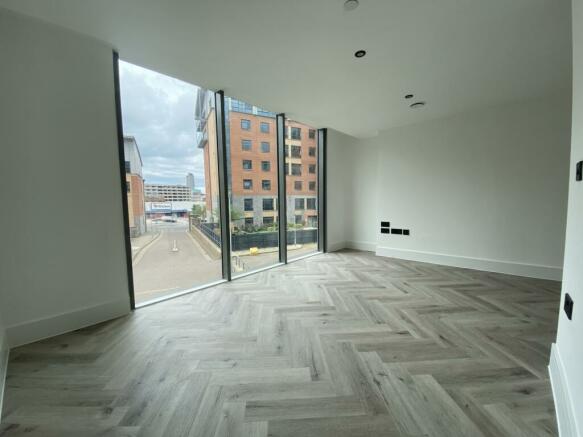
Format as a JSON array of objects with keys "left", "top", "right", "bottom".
[
  {"left": 410, "top": 101, "right": 426, "bottom": 109},
  {"left": 344, "top": 0, "right": 360, "bottom": 11},
  {"left": 404, "top": 94, "right": 414, "bottom": 99},
  {"left": 354, "top": 50, "right": 366, "bottom": 58}
]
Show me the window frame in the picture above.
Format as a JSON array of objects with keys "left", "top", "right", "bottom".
[
  {"left": 244, "top": 198, "right": 254, "bottom": 211},
  {"left": 263, "top": 198, "right": 275, "bottom": 211}
]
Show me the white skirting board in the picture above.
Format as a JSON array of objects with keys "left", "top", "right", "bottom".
[
  {"left": 346, "top": 241, "right": 377, "bottom": 252},
  {"left": 376, "top": 246, "right": 562, "bottom": 281},
  {"left": 5, "top": 298, "right": 131, "bottom": 348},
  {"left": 549, "top": 343, "right": 580, "bottom": 437},
  {"left": 327, "top": 241, "right": 378, "bottom": 252},
  {"left": 327, "top": 241, "right": 347, "bottom": 252},
  {"left": 0, "top": 333, "right": 9, "bottom": 421}
]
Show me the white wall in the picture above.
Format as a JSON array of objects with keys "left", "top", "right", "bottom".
[
  {"left": 0, "top": 311, "right": 7, "bottom": 418},
  {"left": 0, "top": 9, "right": 131, "bottom": 347},
  {"left": 550, "top": 0, "right": 583, "bottom": 433},
  {"left": 326, "top": 129, "right": 354, "bottom": 251},
  {"left": 345, "top": 95, "right": 571, "bottom": 280},
  {"left": 344, "top": 143, "right": 380, "bottom": 252}
]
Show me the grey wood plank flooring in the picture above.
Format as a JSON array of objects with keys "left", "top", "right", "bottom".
[{"left": 0, "top": 250, "right": 560, "bottom": 436}]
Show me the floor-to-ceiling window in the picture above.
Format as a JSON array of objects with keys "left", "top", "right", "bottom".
[
  {"left": 119, "top": 60, "right": 223, "bottom": 305},
  {"left": 224, "top": 97, "right": 281, "bottom": 275},
  {"left": 285, "top": 120, "right": 319, "bottom": 260},
  {"left": 117, "top": 59, "right": 325, "bottom": 305}
]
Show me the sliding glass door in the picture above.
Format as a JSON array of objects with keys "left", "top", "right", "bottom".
[{"left": 119, "top": 60, "right": 223, "bottom": 305}]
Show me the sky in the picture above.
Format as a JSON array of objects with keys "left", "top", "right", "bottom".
[{"left": 119, "top": 60, "right": 205, "bottom": 189}]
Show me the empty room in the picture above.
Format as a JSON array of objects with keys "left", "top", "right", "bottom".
[{"left": 0, "top": 0, "right": 581, "bottom": 436}]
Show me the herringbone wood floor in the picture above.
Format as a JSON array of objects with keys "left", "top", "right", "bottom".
[{"left": 0, "top": 250, "right": 560, "bottom": 436}]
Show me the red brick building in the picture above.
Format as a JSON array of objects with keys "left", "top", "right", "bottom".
[{"left": 197, "top": 96, "right": 317, "bottom": 228}]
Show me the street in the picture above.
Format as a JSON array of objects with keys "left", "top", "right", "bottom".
[{"left": 132, "top": 219, "right": 222, "bottom": 304}]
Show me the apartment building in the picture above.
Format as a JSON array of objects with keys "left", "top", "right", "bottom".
[
  {"left": 123, "top": 136, "right": 146, "bottom": 237},
  {"left": 198, "top": 97, "right": 318, "bottom": 228}
]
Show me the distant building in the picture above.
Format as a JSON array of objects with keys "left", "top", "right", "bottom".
[
  {"left": 145, "top": 184, "right": 194, "bottom": 201},
  {"left": 186, "top": 172, "right": 195, "bottom": 192},
  {"left": 196, "top": 90, "right": 220, "bottom": 223},
  {"left": 124, "top": 136, "right": 146, "bottom": 237},
  {"left": 145, "top": 201, "right": 203, "bottom": 218}
]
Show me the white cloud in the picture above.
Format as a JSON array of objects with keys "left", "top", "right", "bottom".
[{"left": 119, "top": 60, "right": 206, "bottom": 190}]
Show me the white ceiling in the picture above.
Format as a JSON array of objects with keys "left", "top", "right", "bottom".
[{"left": 0, "top": 0, "right": 572, "bottom": 138}]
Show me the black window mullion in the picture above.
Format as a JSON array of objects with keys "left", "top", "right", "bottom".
[
  {"left": 317, "top": 128, "right": 327, "bottom": 253},
  {"left": 113, "top": 51, "right": 136, "bottom": 309},
  {"left": 277, "top": 114, "right": 287, "bottom": 264},
  {"left": 215, "top": 91, "right": 232, "bottom": 280}
]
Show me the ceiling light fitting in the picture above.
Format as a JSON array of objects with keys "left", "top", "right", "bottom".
[
  {"left": 410, "top": 101, "right": 426, "bottom": 109},
  {"left": 404, "top": 94, "right": 414, "bottom": 99},
  {"left": 344, "top": 0, "right": 360, "bottom": 11},
  {"left": 354, "top": 50, "right": 366, "bottom": 58}
]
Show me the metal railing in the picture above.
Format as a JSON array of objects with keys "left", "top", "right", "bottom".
[
  {"left": 196, "top": 222, "right": 222, "bottom": 248},
  {"left": 231, "top": 255, "right": 248, "bottom": 272}
]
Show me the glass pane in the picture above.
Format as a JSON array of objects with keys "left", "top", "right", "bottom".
[
  {"left": 286, "top": 121, "right": 318, "bottom": 259},
  {"left": 119, "top": 60, "right": 223, "bottom": 305},
  {"left": 224, "top": 97, "right": 280, "bottom": 275}
]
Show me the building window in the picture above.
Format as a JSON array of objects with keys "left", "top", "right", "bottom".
[
  {"left": 309, "top": 181, "right": 316, "bottom": 191},
  {"left": 261, "top": 142, "right": 270, "bottom": 153},
  {"left": 291, "top": 164, "right": 301, "bottom": 176},
  {"left": 294, "top": 181, "right": 302, "bottom": 190},
  {"left": 263, "top": 216, "right": 274, "bottom": 225},
  {"left": 242, "top": 139, "right": 252, "bottom": 151},
  {"left": 307, "top": 198, "right": 316, "bottom": 210},
  {"left": 309, "top": 129, "right": 316, "bottom": 139},
  {"left": 243, "top": 179, "right": 253, "bottom": 190},
  {"left": 243, "top": 160, "right": 252, "bottom": 170},
  {"left": 260, "top": 122, "right": 270, "bottom": 133},
  {"left": 262, "top": 180, "right": 271, "bottom": 190},
  {"left": 244, "top": 198, "right": 253, "bottom": 211},
  {"left": 291, "top": 145, "right": 301, "bottom": 158},
  {"left": 261, "top": 161, "right": 271, "bottom": 171},
  {"left": 125, "top": 161, "right": 131, "bottom": 173},
  {"left": 263, "top": 198, "right": 274, "bottom": 211},
  {"left": 308, "top": 215, "right": 317, "bottom": 227},
  {"left": 309, "top": 164, "right": 316, "bottom": 174},
  {"left": 295, "top": 198, "right": 305, "bottom": 210},
  {"left": 285, "top": 163, "right": 289, "bottom": 175},
  {"left": 232, "top": 100, "right": 254, "bottom": 114},
  {"left": 309, "top": 147, "right": 316, "bottom": 157},
  {"left": 127, "top": 183, "right": 131, "bottom": 193},
  {"left": 290, "top": 127, "right": 301, "bottom": 140},
  {"left": 241, "top": 119, "right": 251, "bottom": 130},
  {"left": 295, "top": 215, "right": 303, "bottom": 225},
  {"left": 245, "top": 217, "right": 254, "bottom": 226}
]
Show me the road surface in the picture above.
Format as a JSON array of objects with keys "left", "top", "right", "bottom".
[{"left": 132, "top": 220, "right": 222, "bottom": 304}]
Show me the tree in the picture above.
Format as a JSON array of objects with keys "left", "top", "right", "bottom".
[
  {"left": 230, "top": 207, "right": 244, "bottom": 222},
  {"left": 191, "top": 204, "right": 206, "bottom": 218}
]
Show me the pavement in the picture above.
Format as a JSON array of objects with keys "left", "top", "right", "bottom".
[{"left": 132, "top": 219, "right": 222, "bottom": 304}]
